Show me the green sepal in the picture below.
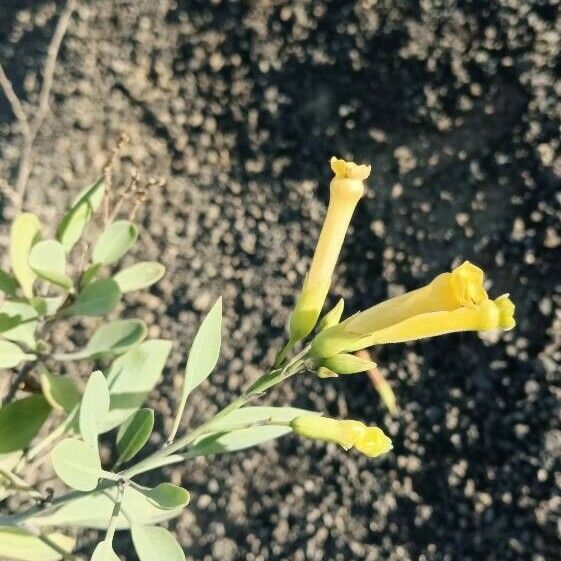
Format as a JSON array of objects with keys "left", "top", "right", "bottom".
[
  {"left": 310, "top": 316, "right": 363, "bottom": 358},
  {"left": 316, "top": 367, "right": 338, "bottom": 379},
  {"left": 319, "top": 352, "right": 376, "bottom": 374},
  {"left": 318, "top": 298, "right": 345, "bottom": 331}
]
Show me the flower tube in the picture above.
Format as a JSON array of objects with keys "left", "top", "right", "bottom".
[
  {"left": 348, "top": 260, "right": 488, "bottom": 334},
  {"left": 289, "top": 157, "right": 371, "bottom": 341}
]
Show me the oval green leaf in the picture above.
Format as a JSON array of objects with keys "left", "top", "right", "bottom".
[
  {"left": 113, "top": 262, "right": 166, "bottom": 293},
  {"left": 0, "top": 527, "right": 75, "bottom": 561},
  {"left": 58, "top": 319, "right": 147, "bottom": 361},
  {"left": 0, "top": 395, "right": 51, "bottom": 453},
  {"left": 80, "top": 263, "right": 103, "bottom": 288},
  {"left": 0, "top": 301, "right": 38, "bottom": 349},
  {"left": 57, "top": 177, "right": 105, "bottom": 252},
  {"left": 63, "top": 279, "right": 121, "bottom": 317},
  {"left": 79, "top": 371, "right": 110, "bottom": 447},
  {"left": 33, "top": 486, "right": 184, "bottom": 529},
  {"left": 102, "top": 339, "right": 172, "bottom": 432},
  {"left": 85, "top": 319, "right": 146, "bottom": 356},
  {"left": 28, "top": 240, "right": 73, "bottom": 290},
  {"left": 0, "top": 340, "right": 35, "bottom": 368},
  {"left": 185, "top": 425, "right": 291, "bottom": 458},
  {"left": 170, "top": 297, "right": 222, "bottom": 439},
  {"left": 0, "top": 269, "right": 19, "bottom": 296},
  {"left": 132, "top": 525, "right": 185, "bottom": 561},
  {"left": 30, "top": 295, "right": 66, "bottom": 317},
  {"left": 116, "top": 408, "right": 154, "bottom": 465},
  {"left": 140, "top": 483, "right": 190, "bottom": 510},
  {"left": 0, "top": 312, "right": 24, "bottom": 333},
  {"left": 9, "top": 213, "right": 41, "bottom": 299},
  {"left": 51, "top": 438, "right": 101, "bottom": 491},
  {"left": 40, "top": 372, "right": 81, "bottom": 413},
  {"left": 91, "top": 541, "right": 120, "bottom": 561},
  {"left": 93, "top": 220, "right": 138, "bottom": 265}
]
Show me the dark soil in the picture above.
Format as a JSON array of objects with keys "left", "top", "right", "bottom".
[{"left": 1, "top": 1, "right": 560, "bottom": 560}]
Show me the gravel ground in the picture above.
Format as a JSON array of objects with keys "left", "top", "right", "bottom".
[{"left": 1, "top": 1, "right": 560, "bottom": 560}]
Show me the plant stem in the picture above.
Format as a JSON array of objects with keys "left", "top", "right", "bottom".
[
  {"left": 124, "top": 346, "right": 310, "bottom": 478},
  {"left": 0, "top": 344, "right": 312, "bottom": 526},
  {"left": 273, "top": 337, "right": 296, "bottom": 367},
  {"left": 104, "top": 481, "right": 124, "bottom": 543},
  {"left": 0, "top": 469, "right": 44, "bottom": 501},
  {"left": 124, "top": 393, "right": 252, "bottom": 478},
  {"left": 2, "top": 361, "right": 37, "bottom": 406},
  {"left": 37, "top": 532, "right": 78, "bottom": 561},
  {"left": 103, "top": 487, "right": 134, "bottom": 525},
  {"left": 101, "top": 470, "right": 122, "bottom": 482},
  {"left": 0, "top": 482, "right": 114, "bottom": 526}
]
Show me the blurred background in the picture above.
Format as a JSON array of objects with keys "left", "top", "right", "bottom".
[{"left": 1, "top": 1, "right": 560, "bottom": 560}]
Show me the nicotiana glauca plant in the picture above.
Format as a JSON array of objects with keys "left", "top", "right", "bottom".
[{"left": 0, "top": 155, "right": 515, "bottom": 561}]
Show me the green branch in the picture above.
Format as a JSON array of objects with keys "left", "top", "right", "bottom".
[{"left": 0, "top": 345, "right": 311, "bottom": 527}]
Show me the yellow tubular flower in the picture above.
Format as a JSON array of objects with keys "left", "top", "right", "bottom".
[
  {"left": 343, "top": 295, "right": 515, "bottom": 351},
  {"left": 311, "top": 262, "right": 515, "bottom": 358},
  {"left": 290, "top": 415, "right": 393, "bottom": 458},
  {"left": 289, "top": 157, "right": 371, "bottom": 341},
  {"left": 348, "top": 261, "right": 487, "bottom": 334}
]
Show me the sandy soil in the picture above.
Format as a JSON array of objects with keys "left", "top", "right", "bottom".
[{"left": 1, "top": 1, "right": 560, "bottom": 560}]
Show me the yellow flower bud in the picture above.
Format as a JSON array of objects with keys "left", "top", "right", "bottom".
[
  {"left": 311, "top": 262, "right": 515, "bottom": 358},
  {"left": 290, "top": 415, "right": 392, "bottom": 458},
  {"left": 289, "top": 158, "right": 371, "bottom": 341}
]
